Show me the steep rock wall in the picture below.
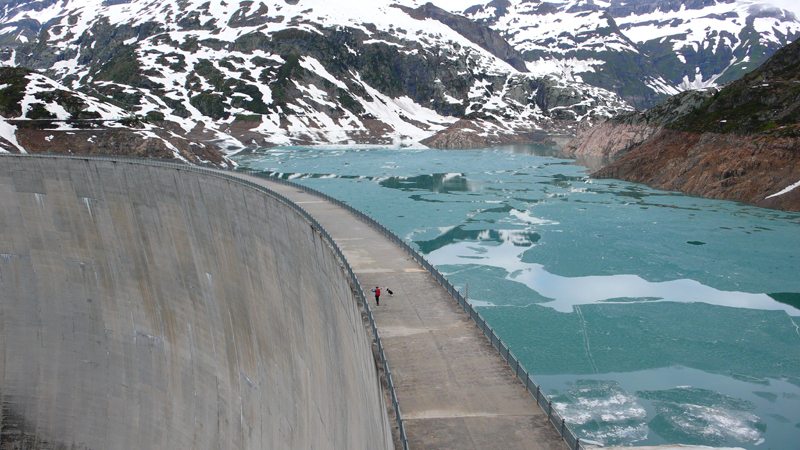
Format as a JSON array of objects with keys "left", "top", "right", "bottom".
[
  {"left": 0, "top": 156, "right": 393, "bottom": 449},
  {"left": 560, "top": 121, "right": 658, "bottom": 157},
  {"left": 592, "top": 129, "right": 800, "bottom": 211}
]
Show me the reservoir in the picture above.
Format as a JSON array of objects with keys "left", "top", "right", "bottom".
[{"left": 235, "top": 145, "right": 800, "bottom": 449}]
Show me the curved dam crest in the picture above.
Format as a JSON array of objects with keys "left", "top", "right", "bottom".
[{"left": 0, "top": 156, "right": 393, "bottom": 449}]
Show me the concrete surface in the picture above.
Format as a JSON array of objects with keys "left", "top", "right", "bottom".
[
  {"left": 237, "top": 171, "right": 569, "bottom": 450},
  {"left": 0, "top": 156, "right": 394, "bottom": 449}
]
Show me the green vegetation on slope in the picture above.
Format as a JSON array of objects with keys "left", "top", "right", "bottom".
[
  {"left": 0, "top": 67, "right": 31, "bottom": 118},
  {"left": 666, "top": 39, "right": 800, "bottom": 138}
]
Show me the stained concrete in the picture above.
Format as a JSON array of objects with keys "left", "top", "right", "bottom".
[{"left": 0, "top": 156, "right": 394, "bottom": 449}]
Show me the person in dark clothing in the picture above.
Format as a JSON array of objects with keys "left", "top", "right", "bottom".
[{"left": 371, "top": 286, "right": 380, "bottom": 306}]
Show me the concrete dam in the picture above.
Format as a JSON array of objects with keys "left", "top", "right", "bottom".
[{"left": 0, "top": 156, "right": 394, "bottom": 449}]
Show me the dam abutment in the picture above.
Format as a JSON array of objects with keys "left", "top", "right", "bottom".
[{"left": 0, "top": 155, "right": 394, "bottom": 449}]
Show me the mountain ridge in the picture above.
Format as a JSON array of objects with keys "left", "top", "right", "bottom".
[
  {"left": 2, "top": 0, "right": 797, "bottom": 157},
  {"left": 0, "top": 0, "right": 631, "bottom": 155},
  {"left": 460, "top": 0, "right": 800, "bottom": 109},
  {"left": 567, "top": 37, "right": 800, "bottom": 211}
]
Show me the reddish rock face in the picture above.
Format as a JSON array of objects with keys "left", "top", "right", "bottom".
[
  {"left": 561, "top": 121, "right": 658, "bottom": 158},
  {"left": 592, "top": 128, "right": 800, "bottom": 212},
  {"left": 565, "top": 38, "right": 800, "bottom": 212}
]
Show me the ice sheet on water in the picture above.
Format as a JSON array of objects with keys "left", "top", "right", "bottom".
[
  {"left": 415, "top": 226, "right": 541, "bottom": 254},
  {"left": 507, "top": 208, "right": 559, "bottom": 225},
  {"left": 552, "top": 380, "right": 648, "bottom": 446},
  {"left": 638, "top": 387, "right": 765, "bottom": 446}
]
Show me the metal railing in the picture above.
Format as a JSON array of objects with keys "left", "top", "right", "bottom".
[
  {"left": 240, "top": 169, "right": 587, "bottom": 450},
  {"left": 2, "top": 154, "right": 409, "bottom": 450},
  {"left": 5, "top": 154, "right": 587, "bottom": 450}
]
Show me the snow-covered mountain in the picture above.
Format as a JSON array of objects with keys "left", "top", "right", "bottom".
[
  {"left": 0, "top": 0, "right": 631, "bottom": 153},
  {"left": 0, "top": 65, "right": 230, "bottom": 164},
  {"left": 459, "top": 0, "right": 800, "bottom": 109}
]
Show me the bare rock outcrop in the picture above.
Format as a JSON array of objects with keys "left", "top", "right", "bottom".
[
  {"left": 561, "top": 121, "right": 657, "bottom": 157},
  {"left": 421, "top": 121, "right": 489, "bottom": 149},
  {"left": 563, "top": 87, "right": 718, "bottom": 158},
  {"left": 593, "top": 129, "right": 800, "bottom": 211},
  {"left": 566, "top": 38, "right": 800, "bottom": 211},
  {"left": 421, "top": 118, "right": 572, "bottom": 150}
]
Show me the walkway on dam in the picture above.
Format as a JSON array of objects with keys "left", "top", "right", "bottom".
[{"left": 228, "top": 171, "right": 568, "bottom": 450}]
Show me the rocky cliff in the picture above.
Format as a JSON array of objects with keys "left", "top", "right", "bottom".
[
  {"left": 594, "top": 129, "right": 800, "bottom": 210},
  {"left": 562, "top": 87, "right": 719, "bottom": 157},
  {"left": 568, "top": 38, "right": 800, "bottom": 211}
]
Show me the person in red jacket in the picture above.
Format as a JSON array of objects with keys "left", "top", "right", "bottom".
[{"left": 371, "top": 286, "right": 380, "bottom": 306}]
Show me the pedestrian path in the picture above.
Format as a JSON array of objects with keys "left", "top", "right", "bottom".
[{"left": 232, "top": 171, "right": 568, "bottom": 450}]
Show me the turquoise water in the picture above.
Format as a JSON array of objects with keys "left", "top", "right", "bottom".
[{"left": 235, "top": 146, "right": 800, "bottom": 449}]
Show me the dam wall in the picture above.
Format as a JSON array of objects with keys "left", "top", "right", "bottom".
[{"left": 0, "top": 156, "right": 394, "bottom": 449}]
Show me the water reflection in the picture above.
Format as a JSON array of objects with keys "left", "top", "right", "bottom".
[
  {"left": 769, "top": 292, "right": 800, "bottom": 310},
  {"left": 492, "top": 144, "right": 558, "bottom": 155},
  {"left": 493, "top": 144, "right": 615, "bottom": 172},
  {"left": 425, "top": 230, "right": 800, "bottom": 316},
  {"left": 415, "top": 226, "right": 541, "bottom": 253},
  {"left": 379, "top": 173, "right": 479, "bottom": 193}
]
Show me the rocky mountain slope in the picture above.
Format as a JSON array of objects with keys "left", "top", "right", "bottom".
[
  {"left": 460, "top": 0, "right": 800, "bottom": 109},
  {"left": 566, "top": 37, "right": 800, "bottom": 211},
  {"left": 0, "top": 66, "right": 231, "bottom": 165},
  {"left": 0, "top": 0, "right": 632, "bottom": 154}
]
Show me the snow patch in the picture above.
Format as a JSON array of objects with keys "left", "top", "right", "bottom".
[
  {"left": 0, "top": 119, "right": 26, "bottom": 153},
  {"left": 766, "top": 179, "right": 800, "bottom": 199}
]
